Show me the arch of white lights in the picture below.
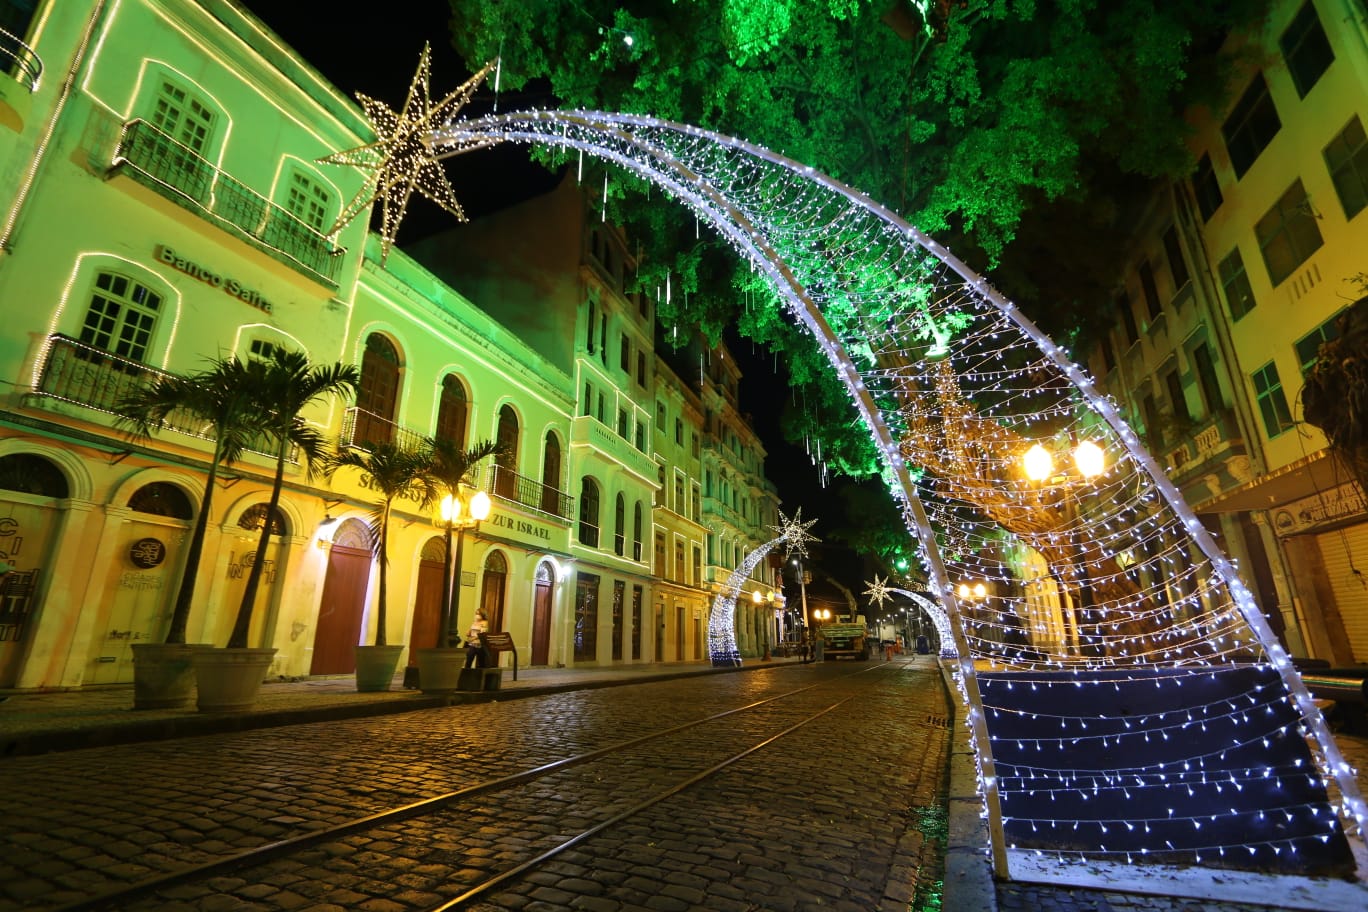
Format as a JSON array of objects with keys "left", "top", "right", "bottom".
[
  {"left": 884, "top": 587, "right": 957, "bottom": 657},
  {"left": 706, "top": 534, "right": 781, "bottom": 667},
  {"left": 431, "top": 109, "right": 1366, "bottom": 875}
]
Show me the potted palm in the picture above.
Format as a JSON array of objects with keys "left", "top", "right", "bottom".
[
  {"left": 194, "top": 350, "right": 358, "bottom": 712},
  {"left": 325, "top": 439, "right": 433, "bottom": 691},
  {"left": 114, "top": 357, "right": 266, "bottom": 710},
  {"left": 412, "top": 437, "right": 500, "bottom": 693}
]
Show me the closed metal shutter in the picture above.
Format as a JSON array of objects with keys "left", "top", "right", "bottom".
[{"left": 1315, "top": 524, "right": 1368, "bottom": 663}]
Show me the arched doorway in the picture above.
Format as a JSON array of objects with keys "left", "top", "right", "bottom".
[
  {"left": 408, "top": 536, "right": 446, "bottom": 657},
  {"left": 311, "top": 518, "right": 371, "bottom": 675},
  {"left": 355, "top": 333, "right": 400, "bottom": 447},
  {"left": 220, "top": 503, "right": 287, "bottom": 649},
  {"left": 0, "top": 454, "right": 69, "bottom": 685},
  {"left": 540, "top": 432, "right": 562, "bottom": 516},
  {"left": 531, "top": 561, "right": 554, "bottom": 666},
  {"left": 85, "top": 478, "right": 194, "bottom": 684},
  {"left": 494, "top": 405, "right": 519, "bottom": 499},
  {"left": 480, "top": 550, "right": 508, "bottom": 632}
]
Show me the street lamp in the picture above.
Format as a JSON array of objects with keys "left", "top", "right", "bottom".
[
  {"left": 435, "top": 486, "right": 492, "bottom": 648},
  {"left": 1021, "top": 438, "right": 1107, "bottom": 655},
  {"left": 792, "top": 556, "right": 811, "bottom": 642}
]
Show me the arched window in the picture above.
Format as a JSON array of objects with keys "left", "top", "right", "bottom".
[
  {"left": 495, "top": 404, "right": 519, "bottom": 498},
  {"left": 435, "top": 374, "right": 468, "bottom": 448},
  {"left": 239, "top": 503, "right": 286, "bottom": 535},
  {"left": 540, "top": 431, "right": 562, "bottom": 516},
  {"left": 0, "top": 453, "right": 69, "bottom": 498},
  {"left": 613, "top": 493, "right": 626, "bottom": 556},
  {"left": 128, "top": 482, "right": 193, "bottom": 519},
  {"left": 632, "top": 501, "right": 643, "bottom": 561},
  {"left": 578, "top": 476, "right": 600, "bottom": 547},
  {"left": 355, "top": 333, "right": 400, "bottom": 446}
]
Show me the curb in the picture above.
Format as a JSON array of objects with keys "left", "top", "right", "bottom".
[
  {"left": 0, "top": 662, "right": 789, "bottom": 758},
  {"left": 938, "top": 659, "right": 998, "bottom": 912}
]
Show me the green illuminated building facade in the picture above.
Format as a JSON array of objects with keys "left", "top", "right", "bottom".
[{"left": 0, "top": 0, "right": 780, "bottom": 690}]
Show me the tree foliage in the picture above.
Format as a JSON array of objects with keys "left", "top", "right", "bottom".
[{"left": 445, "top": 0, "right": 1269, "bottom": 545}]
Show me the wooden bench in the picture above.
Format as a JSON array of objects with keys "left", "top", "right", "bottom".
[{"left": 481, "top": 632, "right": 518, "bottom": 681}]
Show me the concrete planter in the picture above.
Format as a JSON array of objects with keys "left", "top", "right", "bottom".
[
  {"left": 192, "top": 647, "right": 277, "bottom": 713},
  {"left": 131, "top": 643, "right": 208, "bottom": 710},
  {"left": 353, "top": 644, "right": 404, "bottom": 692},
  {"left": 413, "top": 647, "right": 465, "bottom": 694}
]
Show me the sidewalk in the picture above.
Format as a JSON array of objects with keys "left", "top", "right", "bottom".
[{"left": 0, "top": 659, "right": 799, "bottom": 758}]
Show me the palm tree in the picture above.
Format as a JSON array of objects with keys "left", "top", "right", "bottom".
[
  {"left": 420, "top": 437, "right": 501, "bottom": 647},
  {"left": 324, "top": 440, "right": 434, "bottom": 646},
  {"left": 115, "top": 357, "right": 267, "bottom": 644},
  {"left": 1304, "top": 296, "right": 1368, "bottom": 501},
  {"left": 229, "top": 350, "right": 358, "bottom": 649}
]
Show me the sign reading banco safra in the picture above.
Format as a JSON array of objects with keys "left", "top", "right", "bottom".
[{"left": 156, "top": 245, "right": 273, "bottom": 314}]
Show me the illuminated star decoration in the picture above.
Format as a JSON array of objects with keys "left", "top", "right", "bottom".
[
  {"left": 863, "top": 574, "right": 893, "bottom": 609},
  {"left": 768, "top": 508, "right": 819, "bottom": 560},
  {"left": 319, "top": 48, "right": 498, "bottom": 263}
]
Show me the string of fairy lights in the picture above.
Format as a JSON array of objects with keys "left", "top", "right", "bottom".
[
  {"left": 319, "top": 49, "right": 1367, "bottom": 874},
  {"left": 705, "top": 509, "right": 819, "bottom": 667}
]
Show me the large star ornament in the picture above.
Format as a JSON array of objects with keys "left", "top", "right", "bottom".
[
  {"left": 768, "top": 508, "right": 820, "bottom": 560},
  {"left": 863, "top": 574, "right": 893, "bottom": 609},
  {"left": 319, "top": 47, "right": 498, "bottom": 262}
]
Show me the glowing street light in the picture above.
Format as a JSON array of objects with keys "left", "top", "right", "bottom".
[{"left": 434, "top": 486, "right": 492, "bottom": 648}]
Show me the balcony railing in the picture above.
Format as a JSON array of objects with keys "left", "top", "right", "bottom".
[
  {"left": 571, "top": 415, "right": 657, "bottom": 480},
  {"left": 31, "top": 333, "right": 289, "bottom": 458},
  {"left": 0, "top": 26, "right": 39, "bottom": 90},
  {"left": 488, "top": 464, "right": 574, "bottom": 522},
  {"left": 339, "top": 407, "right": 429, "bottom": 453},
  {"left": 111, "top": 119, "right": 342, "bottom": 286}
]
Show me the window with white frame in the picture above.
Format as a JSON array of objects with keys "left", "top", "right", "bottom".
[{"left": 80, "top": 271, "right": 162, "bottom": 362}]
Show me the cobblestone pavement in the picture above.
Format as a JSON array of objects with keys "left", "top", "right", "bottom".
[
  {"left": 0, "top": 659, "right": 953, "bottom": 912},
  {"left": 3, "top": 658, "right": 1365, "bottom": 912}
]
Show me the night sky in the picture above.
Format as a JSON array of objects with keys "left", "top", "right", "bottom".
[{"left": 250, "top": 2, "right": 866, "bottom": 593}]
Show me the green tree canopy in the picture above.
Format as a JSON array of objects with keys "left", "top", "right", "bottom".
[{"left": 445, "top": 0, "right": 1268, "bottom": 549}]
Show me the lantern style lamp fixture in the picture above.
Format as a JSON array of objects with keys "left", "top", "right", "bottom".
[
  {"left": 1023, "top": 439, "right": 1106, "bottom": 482},
  {"left": 957, "top": 581, "right": 988, "bottom": 600},
  {"left": 434, "top": 487, "right": 492, "bottom": 648}
]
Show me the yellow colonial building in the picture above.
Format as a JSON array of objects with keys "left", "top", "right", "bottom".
[{"left": 1087, "top": 0, "right": 1368, "bottom": 663}]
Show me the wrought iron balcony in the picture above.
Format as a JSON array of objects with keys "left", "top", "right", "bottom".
[
  {"left": 30, "top": 333, "right": 289, "bottom": 459},
  {"left": 487, "top": 464, "right": 574, "bottom": 522},
  {"left": 338, "top": 407, "right": 429, "bottom": 454},
  {"left": 110, "top": 119, "right": 342, "bottom": 286},
  {"left": 0, "top": 26, "right": 40, "bottom": 91}
]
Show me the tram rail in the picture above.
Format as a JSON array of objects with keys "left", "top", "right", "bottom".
[{"left": 55, "top": 663, "right": 901, "bottom": 912}]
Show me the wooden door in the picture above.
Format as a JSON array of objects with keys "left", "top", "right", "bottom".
[
  {"left": 311, "top": 520, "right": 371, "bottom": 675},
  {"left": 409, "top": 553, "right": 446, "bottom": 656},
  {"left": 531, "top": 562, "right": 552, "bottom": 666}
]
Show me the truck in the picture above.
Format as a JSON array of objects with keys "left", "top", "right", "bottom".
[{"left": 819, "top": 623, "right": 870, "bottom": 660}]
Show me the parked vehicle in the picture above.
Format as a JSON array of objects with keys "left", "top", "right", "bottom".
[{"left": 820, "top": 623, "right": 870, "bottom": 660}]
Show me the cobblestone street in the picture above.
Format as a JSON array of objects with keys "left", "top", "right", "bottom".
[{"left": 1, "top": 660, "right": 952, "bottom": 912}]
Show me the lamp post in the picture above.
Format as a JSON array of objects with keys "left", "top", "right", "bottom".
[
  {"left": 1022, "top": 438, "right": 1106, "bottom": 656},
  {"left": 435, "top": 486, "right": 491, "bottom": 649}
]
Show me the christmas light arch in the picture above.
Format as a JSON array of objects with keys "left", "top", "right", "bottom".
[
  {"left": 707, "top": 509, "right": 818, "bottom": 667},
  {"left": 866, "top": 575, "right": 957, "bottom": 657},
  {"left": 426, "top": 108, "right": 1367, "bottom": 880}
]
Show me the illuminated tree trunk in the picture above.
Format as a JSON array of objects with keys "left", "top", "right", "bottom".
[{"left": 897, "top": 358, "right": 1163, "bottom": 657}]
